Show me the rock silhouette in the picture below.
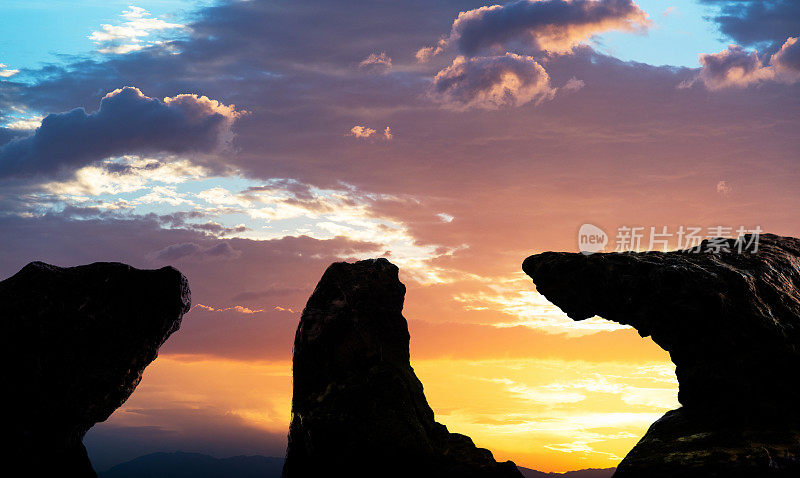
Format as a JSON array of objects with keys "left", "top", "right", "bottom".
[
  {"left": 523, "top": 234, "right": 800, "bottom": 477},
  {"left": 3, "top": 261, "right": 191, "bottom": 477},
  {"left": 284, "top": 258, "right": 522, "bottom": 478}
]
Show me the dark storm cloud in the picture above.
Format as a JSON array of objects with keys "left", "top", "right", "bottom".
[
  {"left": 185, "top": 0, "right": 486, "bottom": 67},
  {"left": 0, "top": 127, "right": 27, "bottom": 148},
  {"left": 772, "top": 37, "right": 800, "bottom": 73},
  {"left": 0, "top": 1, "right": 492, "bottom": 188},
  {"left": 700, "top": 0, "right": 800, "bottom": 49},
  {"left": 10, "top": 0, "right": 793, "bottom": 193},
  {"left": 0, "top": 0, "right": 795, "bottom": 209},
  {"left": 0, "top": 0, "right": 484, "bottom": 116},
  {"left": 420, "top": 0, "right": 650, "bottom": 59},
  {"left": 0, "top": 87, "right": 243, "bottom": 179}
]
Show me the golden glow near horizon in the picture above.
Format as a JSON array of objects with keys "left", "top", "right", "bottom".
[
  {"left": 415, "top": 356, "right": 677, "bottom": 471},
  {"left": 105, "top": 356, "right": 293, "bottom": 435},
  {"left": 104, "top": 324, "right": 677, "bottom": 473}
]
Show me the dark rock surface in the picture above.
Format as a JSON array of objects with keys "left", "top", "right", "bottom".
[
  {"left": 2, "top": 261, "right": 191, "bottom": 477},
  {"left": 522, "top": 234, "right": 800, "bottom": 477},
  {"left": 284, "top": 258, "right": 522, "bottom": 478}
]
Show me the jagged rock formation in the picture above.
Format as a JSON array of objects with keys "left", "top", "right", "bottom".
[
  {"left": 3, "top": 261, "right": 191, "bottom": 477},
  {"left": 284, "top": 258, "right": 522, "bottom": 478},
  {"left": 522, "top": 234, "right": 800, "bottom": 477}
]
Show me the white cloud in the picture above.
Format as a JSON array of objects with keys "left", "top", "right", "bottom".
[
  {"left": 197, "top": 187, "right": 251, "bottom": 207},
  {"left": 135, "top": 185, "right": 193, "bottom": 206},
  {"left": 89, "top": 5, "right": 184, "bottom": 55},
  {"left": 0, "top": 63, "right": 19, "bottom": 78},
  {"left": 4, "top": 115, "right": 43, "bottom": 130},
  {"left": 98, "top": 44, "right": 147, "bottom": 55},
  {"left": 42, "top": 156, "right": 209, "bottom": 197},
  {"left": 191, "top": 181, "right": 463, "bottom": 283}
]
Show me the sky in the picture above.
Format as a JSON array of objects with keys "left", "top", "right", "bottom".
[{"left": 1, "top": 0, "right": 799, "bottom": 473}]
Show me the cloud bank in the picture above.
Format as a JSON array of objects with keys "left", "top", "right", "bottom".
[
  {"left": 89, "top": 6, "right": 184, "bottom": 55},
  {"left": 0, "top": 87, "right": 244, "bottom": 179}
]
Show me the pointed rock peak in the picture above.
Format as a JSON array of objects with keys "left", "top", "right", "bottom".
[{"left": 285, "top": 258, "right": 522, "bottom": 478}]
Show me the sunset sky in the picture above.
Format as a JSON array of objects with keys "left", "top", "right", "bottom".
[{"left": 1, "top": 0, "right": 799, "bottom": 473}]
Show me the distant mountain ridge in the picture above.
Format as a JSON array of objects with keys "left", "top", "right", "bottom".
[
  {"left": 517, "top": 466, "right": 616, "bottom": 478},
  {"left": 100, "top": 452, "right": 614, "bottom": 478},
  {"left": 101, "top": 452, "right": 284, "bottom": 478}
]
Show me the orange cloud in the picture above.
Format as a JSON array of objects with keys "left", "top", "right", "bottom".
[
  {"left": 420, "top": 0, "right": 650, "bottom": 58},
  {"left": 349, "top": 125, "right": 376, "bottom": 138},
  {"left": 431, "top": 53, "right": 555, "bottom": 110},
  {"left": 0, "top": 86, "right": 245, "bottom": 178},
  {"left": 686, "top": 37, "right": 800, "bottom": 90},
  {"left": 194, "top": 303, "right": 265, "bottom": 314}
]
